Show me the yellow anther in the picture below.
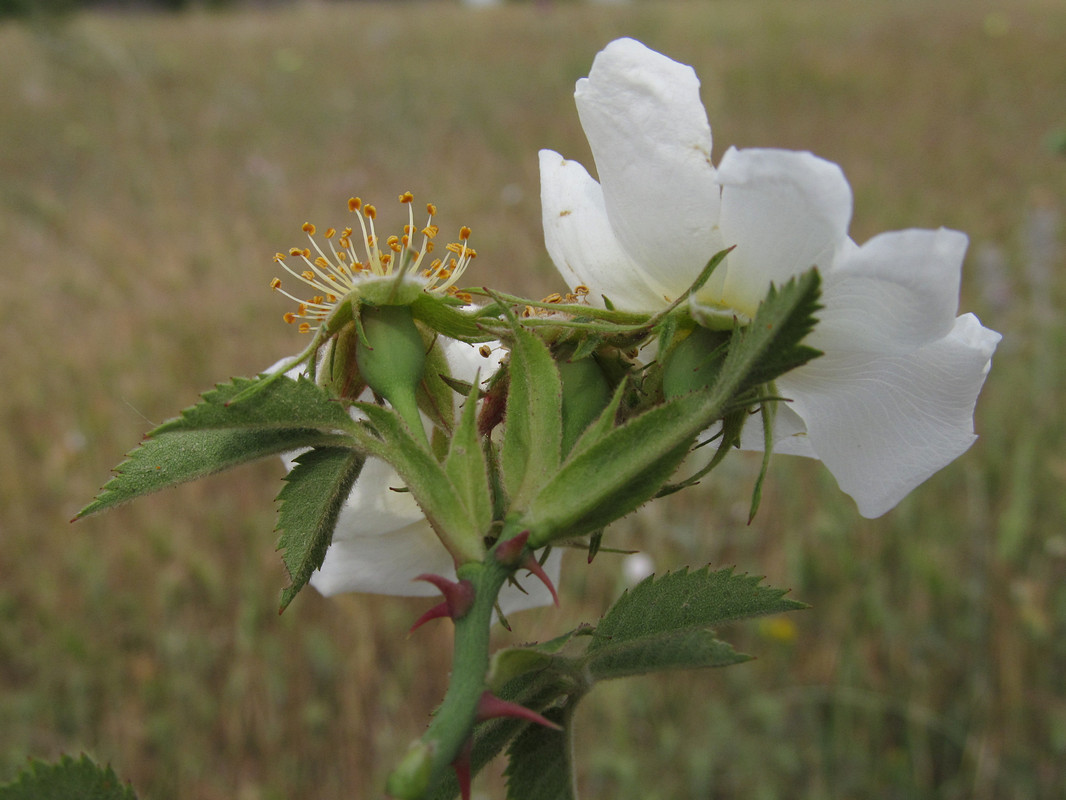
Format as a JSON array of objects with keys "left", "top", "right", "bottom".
[
  {"left": 315, "top": 257, "right": 329, "bottom": 268},
  {"left": 326, "top": 294, "right": 337, "bottom": 303},
  {"left": 289, "top": 248, "right": 303, "bottom": 257},
  {"left": 387, "top": 235, "right": 402, "bottom": 252},
  {"left": 302, "top": 270, "right": 314, "bottom": 280},
  {"left": 270, "top": 277, "right": 282, "bottom": 290},
  {"left": 341, "top": 227, "right": 353, "bottom": 238},
  {"left": 324, "top": 227, "right": 336, "bottom": 238},
  {"left": 349, "top": 197, "right": 361, "bottom": 212},
  {"left": 479, "top": 345, "right": 492, "bottom": 358},
  {"left": 543, "top": 292, "right": 563, "bottom": 304},
  {"left": 574, "top": 285, "right": 590, "bottom": 296},
  {"left": 283, "top": 312, "right": 297, "bottom": 324},
  {"left": 399, "top": 191, "right": 414, "bottom": 204},
  {"left": 365, "top": 205, "right": 377, "bottom": 220},
  {"left": 459, "top": 226, "right": 472, "bottom": 240},
  {"left": 336, "top": 251, "right": 349, "bottom": 262},
  {"left": 422, "top": 225, "right": 439, "bottom": 238},
  {"left": 426, "top": 203, "right": 437, "bottom": 216},
  {"left": 298, "top": 303, "right": 308, "bottom": 316},
  {"left": 298, "top": 322, "right": 311, "bottom": 334},
  {"left": 273, "top": 252, "right": 286, "bottom": 262},
  {"left": 302, "top": 222, "right": 316, "bottom": 234}
]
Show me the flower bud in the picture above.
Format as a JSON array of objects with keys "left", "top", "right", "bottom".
[
  {"left": 558, "top": 355, "right": 612, "bottom": 454},
  {"left": 661, "top": 327, "right": 731, "bottom": 399},
  {"left": 385, "top": 740, "right": 434, "bottom": 799}
]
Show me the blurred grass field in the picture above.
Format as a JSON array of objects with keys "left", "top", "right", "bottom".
[{"left": 2, "top": 0, "right": 1065, "bottom": 797}]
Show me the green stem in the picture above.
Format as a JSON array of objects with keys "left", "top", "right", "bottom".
[{"left": 386, "top": 549, "right": 513, "bottom": 798}]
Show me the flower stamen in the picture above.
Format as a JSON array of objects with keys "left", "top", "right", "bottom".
[{"left": 270, "top": 193, "right": 476, "bottom": 330}]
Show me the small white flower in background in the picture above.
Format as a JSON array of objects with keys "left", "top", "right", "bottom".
[
  {"left": 540, "top": 37, "right": 1001, "bottom": 518},
  {"left": 271, "top": 337, "right": 563, "bottom": 617},
  {"left": 622, "top": 552, "right": 655, "bottom": 587}
]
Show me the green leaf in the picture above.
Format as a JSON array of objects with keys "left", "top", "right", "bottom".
[
  {"left": 586, "top": 629, "right": 749, "bottom": 680},
  {"left": 445, "top": 378, "right": 493, "bottom": 536},
  {"left": 504, "top": 707, "right": 573, "bottom": 800},
  {"left": 0, "top": 754, "right": 138, "bottom": 800},
  {"left": 589, "top": 567, "right": 805, "bottom": 654},
  {"left": 275, "top": 447, "right": 366, "bottom": 611},
  {"left": 76, "top": 427, "right": 349, "bottom": 519},
  {"left": 154, "top": 376, "right": 358, "bottom": 435},
  {"left": 501, "top": 323, "right": 563, "bottom": 507}
]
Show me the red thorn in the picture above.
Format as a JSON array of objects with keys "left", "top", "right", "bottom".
[
  {"left": 476, "top": 691, "right": 562, "bottom": 731},
  {"left": 411, "top": 574, "right": 476, "bottom": 628},
  {"left": 494, "top": 530, "right": 531, "bottom": 566},
  {"left": 407, "top": 602, "right": 450, "bottom": 635},
  {"left": 452, "top": 737, "right": 472, "bottom": 800},
  {"left": 520, "top": 553, "right": 559, "bottom": 607}
]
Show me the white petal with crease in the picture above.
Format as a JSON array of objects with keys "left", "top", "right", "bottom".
[
  {"left": 714, "top": 147, "right": 852, "bottom": 316},
  {"left": 540, "top": 149, "right": 671, "bottom": 310},
  {"left": 781, "top": 313, "right": 1001, "bottom": 517},
  {"left": 575, "top": 38, "right": 721, "bottom": 289},
  {"left": 814, "top": 228, "right": 966, "bottom": 355}
]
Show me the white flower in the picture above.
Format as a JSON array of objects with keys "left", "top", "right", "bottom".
[
  {"left": 271, "top": 337, "right": 562, "bottom": 616},
  {"left": 539, "top": 37, "right": 1001, "bottom": 518}
]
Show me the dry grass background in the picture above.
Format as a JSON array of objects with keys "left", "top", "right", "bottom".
[{"left": 1, "top": 1, "right": 1064, "bottom": 798}]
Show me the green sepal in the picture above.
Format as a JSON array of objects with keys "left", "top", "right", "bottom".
[
  {"left": 0, "top": 754, "right": 138, "bottom": 800},
  {"left": 521, "top": 390, "right": 714, "bottom": 547},
  {"left": 274, "top": 447, "right": 366, "bottom": 611},
  {"left": 76, "top": 427, "right": 350, "bottom": 519},
  {"left": 712, "top": 269, "right": 823, "bottom": 395},
  {"left": 411, "top": 292, "right": 488, "bottom": 340},
  {"left": 500, "top": 322, "right": 563, "bottom": 508},
  {"left": 444, "top": 376, "right": 493, "bottom": 537},
  {"left": 355, "top": 402, "right": 484, "bottom": 564}
]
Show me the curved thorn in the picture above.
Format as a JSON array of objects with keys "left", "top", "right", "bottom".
[
  {"left": 452, "top": 737, "right": 472, "bottom": 800},
  {"left": 494, "top": 529, "right": 530, "bottom": 567},
  {"left": 408, "top": 602, "right": 450, "bottom": 635},
  {"left": 476, "top": 691, "right": 562, "bottom": 731},
  {"left": 520, "top": 553, "right": 559, "bottom": 607}
]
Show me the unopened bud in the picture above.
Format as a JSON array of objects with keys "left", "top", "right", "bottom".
[
  {"left": 558, "top": 356, "right": 611, "bottom": 454},
  {"left": 661, "top": 327, "right": 731, "bottom": 399},
  {"left": 385, "top": 740, "right": 434, "bottom": 799}
]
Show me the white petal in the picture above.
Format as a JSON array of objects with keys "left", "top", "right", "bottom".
[
  {"left": 780, "top": 313, "right": 1001, "bottom": 518},
  {"left": 438, "top": 335, "right": 507, "bottom": 396},
  {"left": 574, "top": 38, "right": 722, "bottom": 292},
  {"left": 737, "top": 401, "right": 817, "bottom": 459},
  {"left": 540, "top": 149, "right": 672, "bottom": 310},
  {"left": 713, "top": 147, "right": 852, "bottom": 316},
  {"left": 311, "top": 517, "right": 456, "bottom": 597},
  {"left": 814, "top": 228, "right": 968, "bottom": 356}
]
